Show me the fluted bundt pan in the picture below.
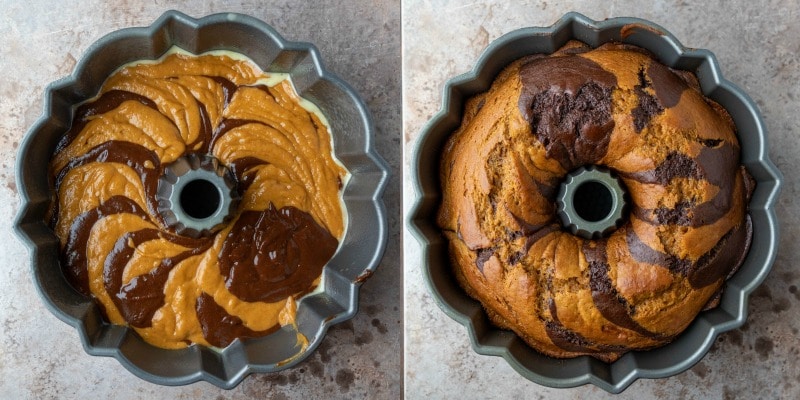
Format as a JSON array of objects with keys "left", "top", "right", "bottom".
[
  {"left": 408, "top": 12, "right": 781, "bottom": 393},
  {"left": 15, "top": 11, "right": 389, "bottom": 388}
]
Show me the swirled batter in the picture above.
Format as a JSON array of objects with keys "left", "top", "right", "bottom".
[{"left": 49, "top": 48, "right": 347, "bottom": 349}]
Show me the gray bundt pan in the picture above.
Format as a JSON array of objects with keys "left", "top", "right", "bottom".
[
  {"left": 14, "top": 11, "right": 389, "bottom": 388},
  {"left": 408, "top": 12, "right": 782, "bottom": 394}
]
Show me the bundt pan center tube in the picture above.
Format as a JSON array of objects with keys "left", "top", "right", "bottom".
[
  {"left": 409, "top": 12, "right": 781, "bottom": 393},
  {"left": 557, "top": 166, "right": 628, "bottom": 240},
  {"left": 157, "top": 153, "right": 240, "bottom": 238},
  {"left": 14, "top": 11, "right": 389, "bottom": 388}
]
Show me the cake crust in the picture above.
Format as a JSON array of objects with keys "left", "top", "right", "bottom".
[{"left": 437, "top": 41, "right": 753, "bottom": 361}]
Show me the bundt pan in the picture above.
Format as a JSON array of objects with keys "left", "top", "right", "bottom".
[
  {"left": 408, "top": 12, "right": 781, "bottom": 393},
  {"left": 14, "top": 11, "right": 389, "bottom": 388}
]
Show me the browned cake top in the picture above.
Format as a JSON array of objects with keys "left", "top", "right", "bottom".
[{"left": 437, "top": 41, "right": 753, "bottom": 361}]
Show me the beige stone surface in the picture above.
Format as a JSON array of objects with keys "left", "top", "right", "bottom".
[
  {"left": 5, "top": 0, "right": 800, "bottom": 398},
  {"left": 403, "top": 1, "right": 799, "bottom": 398},
  {"left": 0, "top": 1, "right": 401, "bottom": 399}
]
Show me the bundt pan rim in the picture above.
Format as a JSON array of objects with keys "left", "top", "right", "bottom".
[
  {"left": 408, "top": 12, "right": 781, "bottom": 394},
  {"left": 14, "top": 10, "right": 390, "bottom": 389}
]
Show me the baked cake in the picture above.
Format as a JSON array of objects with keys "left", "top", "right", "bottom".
[{"left": 437, "top": 41, "right": 753, "bottom": 362}]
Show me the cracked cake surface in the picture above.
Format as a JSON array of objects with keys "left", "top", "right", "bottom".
[{"left": 437, "top": 41, "right": 753, "bottom": 362}]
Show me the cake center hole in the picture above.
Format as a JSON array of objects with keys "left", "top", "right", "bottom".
[
  {"left": 573, "top": 180, "right": 613, "bottom": 222},
  {"left": 180, "top": 179, "right": 221, "bottom": 219}
]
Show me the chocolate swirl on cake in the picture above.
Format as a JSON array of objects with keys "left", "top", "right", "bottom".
[
  {"left": 49, "top": 50, "right": 346, "bottom": 349},
  {"left": 438, "top": 41, "right": 753, "bottom": 362}
]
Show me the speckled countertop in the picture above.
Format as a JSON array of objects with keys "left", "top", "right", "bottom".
[
  {"left": 0, "top": 1, "right": 400, "bottom": 399},
  {"left": 4, "top": 0, "right": 799, "bottom": 398},
  {"left": 403, "top": 1, "right": 799, "bottom": 399}
]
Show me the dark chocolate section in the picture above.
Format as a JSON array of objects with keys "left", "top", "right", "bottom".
[
  {"left": 624, "top": 143, "right": 740, "bottom": 227},
  {"left": 227, "top": 156, "right": 270, "bottom": 194},
  {"left": 103, "top": 229, "right": 211, "bottom": 328},
  {"left": 103, "top": 229, "right": 160, "bottom": 326},
  {"left": 625, "top": 227, "right": 692, "bottom": 276},
  {"left": 189, "top": 98, "right": 213, "bottom": 152},
  {"left": 623, "top": 151, "right": 700, "bottom": 185},
  {"left": 55, "top": 90, "right": 161, "bottom": 153},
  {"left": 533, "top": 178, "right": 559, "bottom": 200},
  {"left": 544, "top": 319, "right": 598, "bottom": 353},
  {"left": 651, "top": 201, "right": 693, "bottom": 225},
  {"left": 647, "top": 59, "right": 688, "bottom": 108},
  {"left": 53, "top": 141, "right": 162, "bottom": 226},
  {"left": 632, "top": 67, "right": 664, "bottom": 132},
  {"left": 218, "top": 204, "right": 338, "bottom": 303},
  {"left": 206, "top": 76, "right": 240, "bottom": 107},
  {"left": 689, "top": 215, "right": 752, "bottom": 288},
  {"left": 504, "top": 223, "right": 558, "bottom": 266},
  {"left": 60, "top": 196, "right": 149, "bottom": 296},
  {"left": 518, "top": 54, "right": 617, "bottom": 170},
  {"left": 195, "top": 292, "right": 279, "bottom": 348},
  {"left": 545, "top": 300, "right": 630, "bottom": 354},
  {"left": 742, "top": 165, "right": 757, "bottom": 199},
  {"left": 688, "top": 143, "right": 740, "bottom": 226},
  {"left": 523, "top": 224, "right": 559, "bottom": 251},
  {"left": 583, "top": 240, "right": 661, "bottom": 338},
  {"left": 475, "top": 248, "right": 494, "bottom": 273},
  {"left": 251, "top": 84, "right": 278, "bottom": 102},
  {"left": 626, "top": 215, "right": 752, "bottom": 290}
]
